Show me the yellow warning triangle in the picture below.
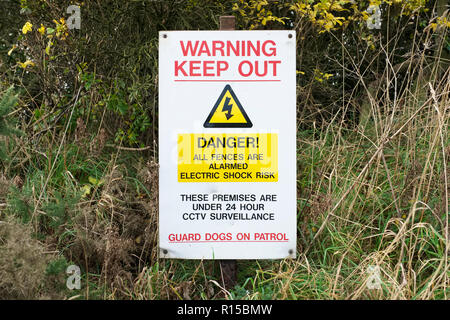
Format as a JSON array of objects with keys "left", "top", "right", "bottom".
[{"left": 204, "top": 85, "right": 252, "bottom": 128}]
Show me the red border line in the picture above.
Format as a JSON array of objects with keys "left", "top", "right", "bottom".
[
  {"left": 174, "top": 79, "right": 281, "bottom": 82},
  {"left": 169, "top": 240, "right": 289, "bottom": 243}
]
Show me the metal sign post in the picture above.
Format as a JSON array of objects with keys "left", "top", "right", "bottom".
[{"left": 218, "top": 16, "right": 238, "bottom": 292}]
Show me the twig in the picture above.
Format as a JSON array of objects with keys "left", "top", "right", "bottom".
[{"left": 105, "top": 144, "right": 151, "bottom": 151}]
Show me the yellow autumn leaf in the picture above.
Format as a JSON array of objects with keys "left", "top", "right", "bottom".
[
  {"left": 7, "top": 45, "right": 16, "bottom": 56},
  {"left": 88, "top": 176, "right": 104, "bottom": 186},
  {"left": 81, "top": 185, "right": 91, "bottom": 198},
  {"left": 18, "top": 60, "right": 35, "bottom": 69},
  {"left": 22, "top": 21, "right": 33, "bottom": 34},
  {"left": 45, "top": 40, "right": 53, "bottom": 55},
  {"left": 38, "top": 24, "right": 46, "bottom": 35}
]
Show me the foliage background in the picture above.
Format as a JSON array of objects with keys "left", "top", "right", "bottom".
[{"left": 0, "top": 0, "right": 448, "bottom": 299}]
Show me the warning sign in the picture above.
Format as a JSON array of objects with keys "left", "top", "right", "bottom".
[
  {"left": 178, "top": 133, "right": 277, "bottom": 182},
  {"left": 204, "top": 85, "right": 252, "bottom": 128},
  {"left": 159, "top": 30, "right": 296, "bottom": 260}
]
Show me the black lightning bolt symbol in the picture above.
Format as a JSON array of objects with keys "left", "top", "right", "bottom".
[{"left": 221, "top": 97, "right": 234, "bottom": 120}]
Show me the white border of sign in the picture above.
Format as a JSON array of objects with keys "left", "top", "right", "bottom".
[{"left": 159, "top": 31, "right": 296, "bottom": 259}]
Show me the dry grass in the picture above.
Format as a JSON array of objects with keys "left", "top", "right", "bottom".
[
  {"left": 1, "top": 61, "right": 447, "bottom": 300},
  {"left": 0, "top": 4, "right": 448, "bottom": 300},
  {"left": 0, "top": 217, "right": 53, "bottom": 299}
]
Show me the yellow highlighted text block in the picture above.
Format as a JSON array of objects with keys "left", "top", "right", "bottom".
[{"left": 177, "top": 133, "right": 278, "bottom": 182}]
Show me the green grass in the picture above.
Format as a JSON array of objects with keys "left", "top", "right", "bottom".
[
  {"left": 1, "top": 99, "right": 448, "bottom": 299},
  {"left": 0, "top": 20, "right": 448, "bottom": 300}
]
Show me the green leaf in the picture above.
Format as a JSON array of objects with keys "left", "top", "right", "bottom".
[
  {"left": 88, "top": 176, "right": 104, "bottom": 186},
  {"left": 81, "top": 185, "right": 91, "bottom": 198}
]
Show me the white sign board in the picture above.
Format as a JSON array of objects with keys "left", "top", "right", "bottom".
[{"left": 159, "top": 31, "right": 296, "bottom": 259}]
